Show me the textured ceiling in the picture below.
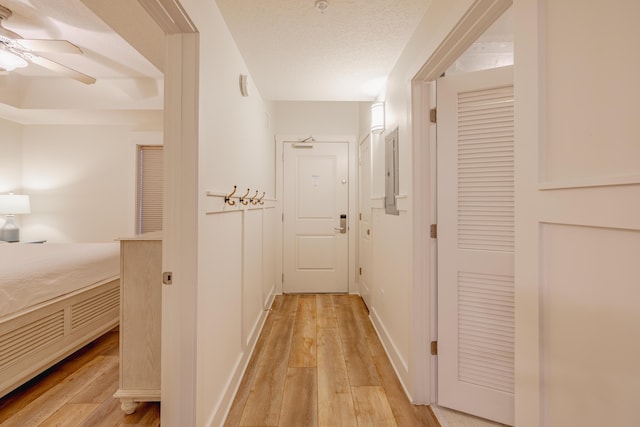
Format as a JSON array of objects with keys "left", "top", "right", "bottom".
[
  {"left": 0, "top": 0, "right": 430, "bottom": 116},
  {"left": 216, "top": 0, "right": 431, "bottom": 101},
  {"left": 0, "top": 0, "right": 511, "bottom": 121}
]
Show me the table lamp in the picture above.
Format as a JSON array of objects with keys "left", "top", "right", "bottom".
[{"left": 0, "top": 193, "right": 31, "bottom": 242}]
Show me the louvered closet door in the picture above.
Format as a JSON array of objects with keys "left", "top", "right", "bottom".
[{"left": 437, "top": 66, "right": 514, "bottom": 425}]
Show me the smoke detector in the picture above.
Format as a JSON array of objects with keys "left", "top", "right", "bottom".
[{"left": 315, "top": 0, "right": 329, "bottom": 13}]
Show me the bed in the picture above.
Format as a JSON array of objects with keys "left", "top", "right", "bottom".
[{"left": 0, "top": 242, "right": 120, "bottom": 398}]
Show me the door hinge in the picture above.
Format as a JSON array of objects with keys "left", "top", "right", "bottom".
[
  {"left": 282, "top": 273, "right": 284, "bottom": 283},
  {"left": 282, "top": 213, "right": 284, "bottom": 222},
  {"left": 430, "top": 224, "right": 437, "bottom": 238},
  {"left": 430, "top": 340, "right": 438, "bottom": 356},
  {"left": 359, "top": 267, "right": 362, "bottom": 275},
  {"left": 359, "top": 213, "right": 362, "bottom": 220},
  {"left": 429, "top": 108, "right": 437, "bottom": 123}
]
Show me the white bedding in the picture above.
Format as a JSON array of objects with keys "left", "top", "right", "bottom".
[{"left": 0, "top": 243, "right": 120, "bottom": 318}]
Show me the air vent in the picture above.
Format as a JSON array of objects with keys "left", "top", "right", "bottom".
[
  {"left": 0, "top": 311, "right": 65, "bottom": 370},
  {"left": 71, "top": 286, "right": 119, "bottom": 330}
]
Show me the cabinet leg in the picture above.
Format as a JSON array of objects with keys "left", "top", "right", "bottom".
[{"left": 120, "top": 398, "right": 139, "bottom": 415}]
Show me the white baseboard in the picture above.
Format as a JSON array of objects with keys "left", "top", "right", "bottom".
[
  {"left": 208, "top": 292, "right": 275, "bottom": 426},
  {"left": 369, "top": 306, "right": 413, "bottom": 401}
]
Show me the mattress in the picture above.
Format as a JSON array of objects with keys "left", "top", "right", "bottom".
[{"left": 0, "top": 242, "right": 120, "bottom": 318}]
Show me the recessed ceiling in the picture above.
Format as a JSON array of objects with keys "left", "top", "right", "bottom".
[
  {"left": 0, "top": 0, "right": 163, "bottom": 123},
  {"left": 0, "top": 0, "right": 161, "bottom": 80},
  {"left": 216, "top": 0, "right": 431, "bottom": 101}
]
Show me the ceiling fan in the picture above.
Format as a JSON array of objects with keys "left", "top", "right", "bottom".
[{"left": 0, "top": 4, "right": 95, "bottom": 84}]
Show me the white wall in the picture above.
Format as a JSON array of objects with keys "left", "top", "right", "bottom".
[
  {"left": 19, "top": 126, "right": 160, "bottom": 243},
  {"left": 358, "top": 102, "right": 372, "bottom": 143},
  {"left": 367, "top": 0, "right": 474, "bottom": 401},
  {"left": 274, "top": 101, "right": 361, "bottom": 136},
  {"left": 0, "top": 118, "right": 24, "bottom": 229},
  {"left": 515, "top": 0, "right": 640, "bottom": 425},
  {"left": 0, "top": 118, "right": 158, "bottom": 243},
  {"left": 161, "top": 2, "right": 277, "bottom": 426},
  {"left": 0, "top": 119, "right": 24, "bottom": 234},
  {"left": 0, "top": 119, "right": 23, "bottom": 194}
]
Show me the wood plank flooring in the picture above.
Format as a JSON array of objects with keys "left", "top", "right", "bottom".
[
  {"left": 226, "top": 294, "right": 440, "bottom": 427},
  {"left": 0, "top": 295, "right": 439, "bottom": 426},
  {"left": 0, "top": 329, "right": 160, "bottom": 426}
]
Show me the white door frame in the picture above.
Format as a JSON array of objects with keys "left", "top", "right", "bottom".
[
  {"left": 275, "top": 135, "right": 358, "bottom": 295},
  {"left": 134, "top": 2, "right": 199, "bottom": 425},
  {"left": 409, "top": 0, "right": 513, "bottom": 405},
  {"left": 358, "top": 134, "right": 373, "bottom": 308}
]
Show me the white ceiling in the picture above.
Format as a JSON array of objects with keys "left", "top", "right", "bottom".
[
  {"left": 0, "top": 0, "right": 163, "bottom": 123},
  {"left": 0, "top": 0, "right": 161, "bottom": 80},
  {"left": 0, "top": 0, "right": 512, "bottom": 123},
  {"left": 216, "top": 0, "right": 431, "bottom": 101},
  {"left": 0, "top": 0, "right": 431, "bottom": 115}
]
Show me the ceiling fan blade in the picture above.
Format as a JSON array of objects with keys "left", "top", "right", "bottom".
[
  {"left": 0, "top": 25, "right": 21, "bottom": 41},
  {"left": 28, "top": 55, "right": 96, "bottom": 85},
  {"left": 16, "top": 39, "right": 83, "bottom": 54}
]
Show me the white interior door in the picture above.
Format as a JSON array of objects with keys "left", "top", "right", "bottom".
[
  {"left": 358, "top": 137, "right": 372, "bottom": 308},
  {"left": 283, "top": 142, "right": 349, "bottom": 293},
  {"left": 437, "top": 66, "right": 514, "bottom": 425}
]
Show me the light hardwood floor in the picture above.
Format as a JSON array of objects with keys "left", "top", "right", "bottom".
[
  {"left": 0, "top": 328, "right": 160, "bottom": 427},
  {"left": 225, "top": 294, "right": 440, "bottom": 427},
  {"left": 0, "top": 295, "right": 438, "bottom": 426}
]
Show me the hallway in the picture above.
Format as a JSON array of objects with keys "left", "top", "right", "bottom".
[{"left": 224, "top": 294, "right": 439, "bottom": 426}]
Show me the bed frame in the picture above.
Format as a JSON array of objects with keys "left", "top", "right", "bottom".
[{"left": 0, "top": 277, "right": 120, "bottom": 397}]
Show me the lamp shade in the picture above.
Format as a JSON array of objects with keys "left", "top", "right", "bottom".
[
  {"left": 0, "top": 194, "right": 31, "bottom": 215},
  {"left": 371, "top": 102, "right": 385, "bottom": 134}
]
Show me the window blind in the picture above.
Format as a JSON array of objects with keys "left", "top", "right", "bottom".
[{"left": 137, "top": 146, "right": 163, "bottom": 234}]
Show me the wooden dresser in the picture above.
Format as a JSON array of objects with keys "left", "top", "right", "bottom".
[{"left": 113, "top": 232, "right": 162, "bottom": 414}]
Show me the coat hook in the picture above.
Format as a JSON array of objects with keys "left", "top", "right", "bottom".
[
  {"left": 239, "top": 188, "right": 251, "bottom": 205},
  {"left": 257, "top": 191, "right": 266, "bottom": 205},
  {"left": 250, "top": 190, "right": 259, "bottom": 205},
  {"left": 225, "top": 185, "right": 237, "bottom": 206}
]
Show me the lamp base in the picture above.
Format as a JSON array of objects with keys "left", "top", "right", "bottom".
[{"left": 1, "top": 215, "right": 19, "bottom": 242}]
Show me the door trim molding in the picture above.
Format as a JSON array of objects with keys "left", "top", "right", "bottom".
[
  {"left": 281, "top": 141, "right": 350, "bottom": 294},
  {"left": 358, "top": 135, "right": 372, "bottom": 309},
  {"left": 135, "top": 1, "right": 198, "bottom": 425},
  {"left": 414, "top": 0, "right": 513, "bottom": 82},
  {"left": 409, "top": 0, "right": 513, "bottom": 405},
  {"left": 160, "top": 32, "right": 200, "bottom": 427},
  {"left": 409, "top": 79, "right": 435, "bottom": 404},
  {"left": 275, "top": 135, "right": 358, "bottom": 295}
]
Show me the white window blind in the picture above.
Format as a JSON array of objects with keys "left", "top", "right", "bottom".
[{"left": 137, "top": 145, "right": 163, "bottom": 233}]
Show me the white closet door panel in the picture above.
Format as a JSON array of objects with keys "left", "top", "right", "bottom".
[{"left": 437, "top": 66, "right": 514, "bottom": 425}]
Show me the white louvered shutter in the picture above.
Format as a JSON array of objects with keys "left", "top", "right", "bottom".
[
  {"left": 437, "top": 66, "right": 514, "bottom": 426},
  {"left": 137, "top": 146, "right": 163, "bottom": 233}
]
